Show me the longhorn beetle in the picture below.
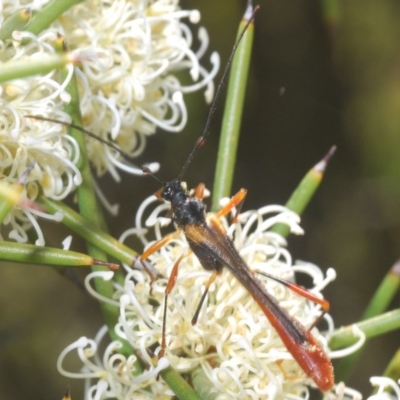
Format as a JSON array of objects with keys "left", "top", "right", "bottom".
[
  {"left": 28, "top": 3, "right": 334, "bottom": 392},
  {"left": 138, "top": 6, "right": 334, "bottom": 392}
]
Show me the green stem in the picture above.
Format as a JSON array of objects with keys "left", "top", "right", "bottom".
[
  {"left": 329, "top": 309, "right": 400, "bottom": 349},
  {"left": 0, "top": 8, "right": 31, "bottom": 41},
  {"left": 24, "top": 0, "right": 83, "bottom": 36},
  {"left": 38, "top": 196, "right": 137, "bottom": 266},
  {"left": 160, "top": 366, "right": 202, "bottom": 400},
  {"left": 270, "top": 146, "right": 336, "bottom": 237},
  {"left": 334, "top": 261, "right": 400, "bottom": 381},
  {"left": 362, "top": 261, "right": 400, "bottom": 320},
  {"left": 211, "top": 2, "right": 255, "bottom": 211},
  {"left": 381, "top": 348, "right": 400, "bottom": 387},
  {"left": 58, "top": 37, "right": 133, "bottom": 359},
  {"left": 0, "top": 241, "right": 118, "bottom": 269},
  {"left": 191, "top": 367, "right": 235, "bottom": 400},
  {"left": 0, "top": 53, "right": 74, "bottom": 83}
]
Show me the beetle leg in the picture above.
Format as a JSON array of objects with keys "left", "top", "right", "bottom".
[
  {"left": 256, "top": 270, "right": 330, "bottom": 331},
  {"left": 138, "top": 228, "right": 183, "bottom": 282},
  {"left": 216, "top": 188, "right": 247, "bottom": 223},
  {"left": 191, "top": 269, "right": 220, "bottom": 325},
  {"left": 193, "top": 182, "right": 205, "bottom": 199},
  {"left": 159, "top": 249, "right": 192, "bottom": 358}
]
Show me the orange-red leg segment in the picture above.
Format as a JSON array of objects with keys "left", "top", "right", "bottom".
[
  {"left": 160, "top": 249, "right": 192, "bottom": 358},
  {"left": 257, "top": 270, "right": 330, "bottom": 331},
  {"left": 194, "top": 182, "right": 205, "bottom": 200},
  {"left": 216, "top": 188, "right": 247, "bottom": 223},
  {"left": 139, "top": 228, "right": 182, "bottom": 282}
]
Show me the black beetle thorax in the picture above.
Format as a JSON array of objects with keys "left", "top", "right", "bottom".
[
  {"left": 172, "top": 196, "right": 207, "bottom": 227},
  {"left": 161, "top": 180, "right": 207, "bottom": 227}
]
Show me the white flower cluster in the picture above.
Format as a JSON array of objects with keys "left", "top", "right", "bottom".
[
  {"left": 333, "top": 378, "right": 400, "bottom": 400},
  {"left": 0, "top": 0, "right": 218, "bottom": 243},
  {"left": 59, "top": 197, "right": 341, "bottom": 399}
]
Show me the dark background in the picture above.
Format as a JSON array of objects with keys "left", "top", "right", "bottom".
[{"left": 2, "top": 0, "right": 400, "bottom": 398}]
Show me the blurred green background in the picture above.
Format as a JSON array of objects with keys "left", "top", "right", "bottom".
[{"left": 1, "top": 0, "right": 400, "bottom": 398}]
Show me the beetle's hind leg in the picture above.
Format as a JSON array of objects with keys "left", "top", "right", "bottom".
[{"left": 159, "top": 249, "right": 192, "bottom": 358}]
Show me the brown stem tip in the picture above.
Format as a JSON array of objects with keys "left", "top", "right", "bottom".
[
  {"left": 94, "top": 259, "right": 119, "bottom": 270},
  {"left": 314, "top": 145, "right": 337, "bottom": 173}
]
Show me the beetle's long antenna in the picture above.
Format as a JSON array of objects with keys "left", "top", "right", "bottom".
[
  {"left": 178, "top": 3, "right": 259, "bottom": 181},
  {"left": 25, "top": 115, "right": 135, "bottom": 162},
  {"left": 142, "top": 166, "right": 163, "bottom": 185}
]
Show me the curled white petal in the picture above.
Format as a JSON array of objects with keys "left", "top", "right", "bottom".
[
  {"left": 57, "top": 337, "right": 105, "bottom": 379},
  {"left": 131, "top": 357, "right": 170, "bottom": 385},
  {"left": 369, "top": 376, "right": 400, "bottom": 399},
  {"left": 329, "top": 325, "right": 366, "bottom": 359},
  {"left": 62, "top": 236, "right": 73, "bottom": 251},
  {"left": 84, "top": 271, "right": 119, "bottom": 306},
  {"left": 93, "top": 179, "right": 119, "bottom": 216},
  {"left": 331, "top": 381, "right": 362, "bottom": 400}
]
